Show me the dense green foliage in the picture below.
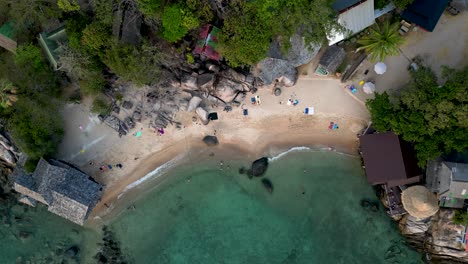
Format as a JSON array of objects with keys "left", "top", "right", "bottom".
[
  {"left": 366, "top": 66, "right": 468, "bottom": 166},
  {"left": 82, "top": 22, "right": 112, "bottom": 54},
  {"left": 57, "top": 0, "right": 80, "bottom": 12},
  {"left": 161, "top": 4, "right": 199, "bottom": 42},
  {"left": 91, "top": 96, "right": 110, "bottom": 115},
  {"left": 103, "top": 43, "right": 163, "bottom": 86},
  {"left": 219, "top": 0, "right": 343, "bottom": 67},
  {"left": 392, "top": 0, "right": 414, "bottom": 9},
  {"left": 357, "top": 21, "right": 404, "bottom": 62},
  {"left": 0, "top": 46, "right": 63, "bottom": 163},
  {"left": 137, "top": 0, "right": 163, "bottom": 18},
  {"left": 1, "top": 0, "right": 61, "bottom": 32},
  {"left": 453, "top": 210, "right": 468, "bottom": 226},
  {"left": 8, "top": 96, "right": 63, "bottom": 160}
]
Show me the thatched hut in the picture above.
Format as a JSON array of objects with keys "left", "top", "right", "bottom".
[{"left": 401, "top": 185, "right": 439, "bottom": 220}]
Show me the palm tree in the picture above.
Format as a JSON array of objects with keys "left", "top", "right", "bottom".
[
  {"left": 0, "top": 79, "right": 18, "bottom": 108},
  {"left": 357, "top": 21, "right": 404, "bottom": 62}
]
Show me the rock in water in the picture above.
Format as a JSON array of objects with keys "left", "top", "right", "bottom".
[
  {"left": 251, "top": 157, "right": 269, "bottom": 177},
  {"left": 65, "top": 245, "right": 80, "bottom": 257},
  {"left": 202, "top": 136, "right": 219, "bottom": 146},
  {"left": 261, "top": 178, "right": 273, "bottom": 193}
]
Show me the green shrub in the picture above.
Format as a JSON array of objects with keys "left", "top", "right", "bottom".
[
  {"left": 81, "top": 22, "right": 111, "bottom": 55},
  {"left": 14, "top": 44, "right": 47, "bottom": 73},
  {"left": 453, "top": 210, "right": 468, "bottom": 225},
  {"left": 161, "top": 4, "right": 199, "bottom": 42},
  {"left": 91, "top": 96, "right": 110, "bottom": 115},
  {"left": 79, "top": 73, "right": 106, "bottom": 95},
  {"left": 57, "top": 0, "right": 81, "bottom": 12},
  {"left": 186, "top": 53, "right": 195, "bottom": 64},
  {"left": 8, "top": 96, "right": 64, "bottom": 160},
  {"left": 24, "top": 158, "right": 39, "bottom": 173}
]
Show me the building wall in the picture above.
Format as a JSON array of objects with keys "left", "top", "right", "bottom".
[
  {"left": 0, "top": 34, "right": 17, "bottom": 52},
  {"left": 328, "top": 0, "right": 376, "bottom": 45},
  {"left": 14, "top": 183, "right": 48, "bottom": 205}
]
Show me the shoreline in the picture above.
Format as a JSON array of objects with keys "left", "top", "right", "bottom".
[{"left": 88, "top": 130, "right": 361, "bottom": 225}]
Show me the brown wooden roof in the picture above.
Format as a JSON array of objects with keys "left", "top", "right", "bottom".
[{"left": 360, "top": 132, "right": 421, "bottom": 187}]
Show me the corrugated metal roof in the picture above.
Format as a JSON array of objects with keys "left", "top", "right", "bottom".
[{"left": 328, "top": 0, "right": 375, "bottom": 45}]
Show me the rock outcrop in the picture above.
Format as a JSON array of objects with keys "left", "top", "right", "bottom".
[
  {"left": 249, "top": 157, "right": 269, "bottom": 177},
  {"left": 255, "top": 58, "right": 298, "bottom": 87},
  {"left": 267, "top": 34, "right": 321, "bottom": 67},
  {"left": 202, "top": 136, "right": 219, "bottom": 146},
  {"left": 398, "top": 209, "right": 468, "bottom": 263}
]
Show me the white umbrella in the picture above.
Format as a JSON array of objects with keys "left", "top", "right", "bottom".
[
  {"left": 374, "top": 62, "right": 387, "bottom": 75},
  {"left": 363, "top": 82, "right": 375, "bottom": 94}
]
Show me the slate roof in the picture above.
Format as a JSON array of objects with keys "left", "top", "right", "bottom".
[
  {"left": 401, "top": 0, "right": 449, "bottom": 32},
  {"left": 360, "top": 132, "right": 421, "bottom": 187},
  {"left": 333, "top": 0, "right": 365, "bottom": 12},
  {"left": 426, "top": 161, "right": 468, "bottom": 200},
  {"left": 13, "top": 158, "right": 102, "bottom": 225},
  {"left": 318, "top": 45, "right": 346, "bottom": 73}
]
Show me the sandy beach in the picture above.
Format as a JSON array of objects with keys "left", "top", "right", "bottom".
[{"left": 56, "top": 77, "right": 370, "bottom": 223}]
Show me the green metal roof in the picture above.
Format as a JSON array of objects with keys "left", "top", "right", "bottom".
[{"left": 0, "top": 21, "right": 15, "bottom": 39}]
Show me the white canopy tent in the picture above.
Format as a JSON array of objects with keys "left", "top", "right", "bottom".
[
  {"left": 363, "top": 82, "right": 376, "bottom": 94},
  {"left": 374, "top": 62, "right": 387, "bottom": 74}
]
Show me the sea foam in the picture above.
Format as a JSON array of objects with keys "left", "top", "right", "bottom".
[
  {"left": 118, "top": 155, "right": 183, "bottom": 199},
  {"left": 268, "top": 146, "right": 311, "bottom": 162}
]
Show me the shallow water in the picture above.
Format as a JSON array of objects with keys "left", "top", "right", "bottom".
[
  {"left": 0, "top": 198, "right": 100, "bottom": 263},
  {"left": 110, "top": 150, "right": 424, "bottom": 264}
]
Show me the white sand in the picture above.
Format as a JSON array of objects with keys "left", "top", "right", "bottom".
[{"left": 56, "top": 77, "right": 370, "bottom": 220}]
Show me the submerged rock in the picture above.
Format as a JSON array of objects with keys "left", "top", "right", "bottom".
[
  {"left": 65, "top": 245, "right": 79, "bottom": 257},
  {"left": 261, "top": 178, "right": 273, "bottom": 193},
  {"left": 202, "top": 136, "right": 219, "bottom": 146},
  {"left": 250, "top": 157, "right": 269, "bottom": 177}
]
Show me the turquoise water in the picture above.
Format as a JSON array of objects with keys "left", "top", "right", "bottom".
[{"left": 110, "top": 150, "right": 424, "bottom": 264}]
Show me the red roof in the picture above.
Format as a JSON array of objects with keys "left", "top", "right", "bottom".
[{"left": 194, "top": 25, "right": 220, "bottom": 61}]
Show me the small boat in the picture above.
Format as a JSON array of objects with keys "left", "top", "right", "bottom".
[{"left": 261, "top": 178, "right": 273, "bottom": 193}]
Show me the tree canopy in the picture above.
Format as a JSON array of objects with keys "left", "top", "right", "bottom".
[
  {"left": 357, "top": 21, "right": 404, "bottom": 62},
  {"left": 218, "top": 0, "right": 342, "bottom": 67},
  {"left": 366, "top": 66, "right": 468, "bottom": 166}
]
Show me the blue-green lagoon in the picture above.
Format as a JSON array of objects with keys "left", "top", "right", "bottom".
[
  {"left": 110, "top": 149, "right": 423, "bottom": 264},
  {"left": 0, "top": 148, "right": 423, "bottom": 263}
]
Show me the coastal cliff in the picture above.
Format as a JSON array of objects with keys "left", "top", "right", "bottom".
[{"left": 399, "top": 209, "right": 468, "bottom": 263}]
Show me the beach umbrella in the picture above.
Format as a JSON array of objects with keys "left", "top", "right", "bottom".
[
  {"left": 374, "top": 62, "right": 387, "bottom": 75},
  {"left": 363, "top": 82, "right": 376, "bottom": 94},
  {"left": 401, "top": 186, "right": 439, "bottom": 220}
]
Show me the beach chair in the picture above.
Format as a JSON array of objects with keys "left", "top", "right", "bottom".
[
  {"left": 243, "top": 109, "right": 248, "bottom": 116},
  {"left": 250, "top": 97, "right": 256, "bottom": 104}
]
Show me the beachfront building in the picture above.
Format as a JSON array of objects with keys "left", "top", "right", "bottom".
[
  {"left": 401, "top": 0, "right": 449, "bottom": 32},
  {"left": 0, "top": 21, "right": 17, "bottom": 52},
  {"left": 426, "top": 161, "right": 468, "bottom": 208},
  {"left": 315, "top": 45, "right": 346, "bottom": 76},
  {"left": 194, "top": 24, "right": 221, "bottom": 61},
  {"left": 360, "top": 132, "right": 421, "bottom": 187},
  {"left": 38, "top": 25, "right": 68, "bottom": 70},
  {"left": 328, "top": 0, "right": 395, "bottom": 45},
  {"left": 360, "top": 132, "right": 422, "bottom": 216},
  {"left": 13, "top": 158, "right": 102, "bottom": 225}
]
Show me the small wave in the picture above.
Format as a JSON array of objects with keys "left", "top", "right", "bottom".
[
  {"left": 268, "top": 146, "right": 311, "bottom": 162},
  {"left": 118, "top": 155, "right": 183, "bottom": 199}
]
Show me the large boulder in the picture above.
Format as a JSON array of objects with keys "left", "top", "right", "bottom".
[
  {"left": 196, "top": 107, "right": 209, "bottom": 125},
  {"left": 197, "top": 74, "right": 215, "bottom": 90},
  {"left": 250, "top": 157, "right": 269, "bottom": 177},
  {"left": 214, "top": 77, "right": 244, "bottom": 102},
  {"left": 181, "top": 75, "right": 198, "bottom": 90},
  {"left": 202, "top": 136, "right": 219, "bottom": 146},
  {"left": 268, "top": 34, "right": 321, "bottom": 67},
  {"left": 187, "top": 96, "right": 203, "bottom": 112},
  {"left": 255, "top": 58, "right": 298, "bottom": 87},
  {"left": 0, "top": 145, "right": 16, "bottom": 165},
  {"left": 65, "top": 245, "right": 80, "bottom": 257}
]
